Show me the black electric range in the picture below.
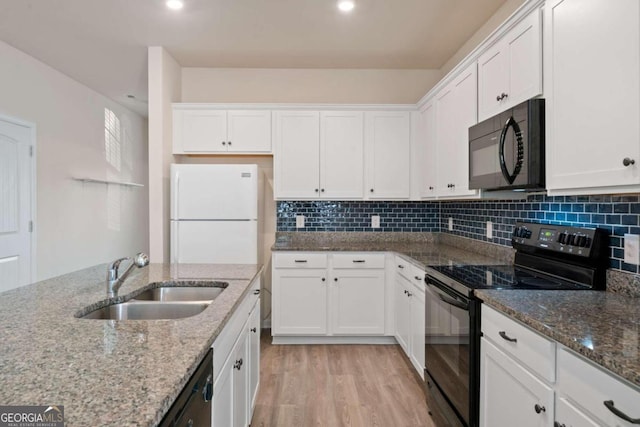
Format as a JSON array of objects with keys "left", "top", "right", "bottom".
[{"left": 423, "top": 221, "right": 609, "bottom": 427}]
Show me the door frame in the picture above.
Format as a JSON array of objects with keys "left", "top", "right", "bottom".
[{"left": 0, "top": 112, "right": 37, "bottom": 283}]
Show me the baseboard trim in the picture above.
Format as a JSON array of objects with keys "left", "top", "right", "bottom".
[{"left": 271, "top": 335, "right": 398, "bottom": 345}]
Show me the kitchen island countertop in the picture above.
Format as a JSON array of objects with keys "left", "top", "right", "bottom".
[{"left": 0, "top": 263, "right": 262, "bottom": 426}]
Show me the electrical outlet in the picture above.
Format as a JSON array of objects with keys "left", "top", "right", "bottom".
[
  {"left": 624, "top": 233, "right": 639, "bottom": 264},
  {"left": 296, "top": 215, "right": 305, "bottom": 228},
  {"left": 486, "top": 221, "right": 493, "bottom": 239},
  {"left": 448, "top": 217, "right": 453, "bottom": 231},
  {"left": 371, "top": 215, "right": 380, "bottom": 228}
]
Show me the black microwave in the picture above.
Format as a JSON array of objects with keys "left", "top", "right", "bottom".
[{"left": 469, "top": 99, "right": 545, "bottom": 191}]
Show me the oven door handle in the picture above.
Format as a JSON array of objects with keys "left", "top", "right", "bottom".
[{"left": 426, "top": 281, "right": 469, "bottom": 311}]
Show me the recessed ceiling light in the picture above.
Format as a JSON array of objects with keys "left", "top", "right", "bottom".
[
  {"left": 337, "top": 0, "right": 355, "bottom": 13},
  {"left": 166, "top": 0, "right": 184, "bottom": 10}
]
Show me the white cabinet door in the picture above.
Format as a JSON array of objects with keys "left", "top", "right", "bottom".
[
  {"left": 272, "top": 269, "right": 327, "bottom": 335},
  {"left": 331, "top": 269, "right": 385, "bottom": 335},
  {"left": 478, "top": 10, "right": 542, "bottom": 121},
  {"left": 247, "top": 300, "right": 260, "bottom": 419},
  {"left": 213, "top": 350, "right": 234, "bottom": 427},
  {"left": 436, "top": 64, "right": 480, "bottom": 198},
  {"left": 320, "top": 111, "right": 364, "bottom": 199},
  {"left": 506, "top": 10, "right": 542, "bottom": 110},
  {"left": 555, "top": 397, "right": 601, "bottom": 427},
  {"left": 365, "top": 111, "right": 411, "bottom": 199},
  {"left": 274, "top": 111, "right": 321, "bottom": 199},
  {"left": 394, "top": 276, "right": 411, "bottom": 354},
  {"left": 232, "top": 331, "right": 249, "bottom": 427},
  {"left": 179, "top": 109, "right": 228, "bottom": 153},
  {"left": 227, "top": 110, "right": 272, "bottom": 153},
  {"left": 480, "top": 338, "right": 554, "bottom": 427},
  {"left": 478, "top": 44, "right": 508, "bottom": 121},
  {"left": 409, "top": 285, "right": 425, "bottom": 377},
  {"left": 545, "top": 0, "right": 640, "bottom": 192},
  {"left": 418, "top": 101, "right": 439, "bottom": 198}
]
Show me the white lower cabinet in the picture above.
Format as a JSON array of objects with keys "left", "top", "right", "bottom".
[
  {"left": 272, "top": 252, "right": 387, "bottom": 337},
  {"left": 394, "top": 258, "right": 426, "bottom": 378},
  {"left": 480, "top": 337, "right": 554, "bottom": 427},
  {"left": 212, "top": 280, "right": 261, "bottom": 427},
  {"left": 481, "top": 305, "right": 640, "bottom": 427}
]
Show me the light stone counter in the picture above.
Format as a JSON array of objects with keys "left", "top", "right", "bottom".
[{"left": 0, "top": 263, "right": 262, "bottom": 426}]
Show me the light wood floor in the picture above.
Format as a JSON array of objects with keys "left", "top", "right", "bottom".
[{"left": 251, "top": 332, "right": 436, "bottom": 427}]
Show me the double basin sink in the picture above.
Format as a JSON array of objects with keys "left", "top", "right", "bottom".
[{"left": 79, "top": 282, "right": 228, "bottom": 321}]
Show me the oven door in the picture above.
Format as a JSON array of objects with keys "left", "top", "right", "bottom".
[{"left": 424, "top": 275, "right": 473, "bottom": 426}]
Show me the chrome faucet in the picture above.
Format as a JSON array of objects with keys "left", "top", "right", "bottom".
[{"left": 106, "top": 253, "right": 149, "bottom": 298}]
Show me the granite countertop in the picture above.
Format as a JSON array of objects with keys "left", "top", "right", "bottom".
[
  {"left": 272, "top": 232, "right": 514, "bottom": 267},
  {"left": 476, "top": 289, "right": 640, "bottom": 389},
  {"left": 0, "top": 263, "right": 262, "bottom": 426}
]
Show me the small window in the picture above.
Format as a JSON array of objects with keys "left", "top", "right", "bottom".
[{"left": 104, "top": 108, "right": 121, "bottom": 171}]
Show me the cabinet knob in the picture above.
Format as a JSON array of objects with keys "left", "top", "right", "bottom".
[
  {"left": 251, "top": 327, "right": 257, "bottom": 333},
  {"left": 253, "top": 289, "right": 260, "bottom": 295},
  {"left": 222, "top": 141, "right": 226, "bottom": 146},
  {"left": 370, "top": 188, "right": 374, "bottom": 193},
  {"left": 398, "top": 264, "right": 405, "bottom": 269},
  {"left": 407, "top": 291, "right": 413, "bottom": 297},
  {"left": 415, "top": 276, "right": 422, "bottom": 280},
  {"left": 334, "top": 277, "right": 338, "bottom": 282},
  {"left": 234, "top": 359, "right": 243, "bottom": 370},
  {"left": 534, "top": 404, "right": 546, "bottom": 414},
  {"left": 623, "top": 157, "right": 635, "bottom": 166},
  {"left": 321, "top": 188, "right": 325, "bottom": 192},
  {"left": 554, "top": 422, "right": 566, "bottom": 427},
  {"left": 496, "top": 93, "right": 509, "bottom": 101},
  {"left": 403, "top": 289, "right": 408, "bottom": 295},
  {"left": 228, "top": 141, "right": 232, "bottom": 146},
  {"left": 429, "top": 186, "right": 434, "bottom": 190},
  {"left": 315, "top": 188, "right": 319, "bottom": 192},
  {"left": 321, "top": 277, "right": 326, "bottom": 282}
]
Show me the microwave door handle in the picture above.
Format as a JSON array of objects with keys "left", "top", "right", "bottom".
[{"left": 499, "top": 116, "right": 524, "bottom": 185}]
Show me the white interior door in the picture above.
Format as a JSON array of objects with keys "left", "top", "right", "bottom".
[{"left": 0, "top": 117, "right": 34, "bottom": 292}]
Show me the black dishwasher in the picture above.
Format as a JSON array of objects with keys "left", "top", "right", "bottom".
[{"left": 160, "top": 349, "right": 213, "bottom": 427}]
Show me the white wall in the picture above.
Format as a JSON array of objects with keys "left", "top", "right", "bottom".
[
  {"left": 148, "top": 47, "right": 181, "bottom": 263},
  {"left": 181, "top": 68, "right": 441, "bottom": 104},
  {"left": 0, "top": 40, "right": 149, "bottom": 281}
]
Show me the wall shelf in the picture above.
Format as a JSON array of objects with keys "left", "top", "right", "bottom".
[{"left": 72, "top": 177, "right": 144, "bottom": 188}]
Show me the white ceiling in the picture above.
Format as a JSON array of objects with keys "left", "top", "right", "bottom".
[{"left": 0, "top": 0, "right": 508, "bottom": 116}]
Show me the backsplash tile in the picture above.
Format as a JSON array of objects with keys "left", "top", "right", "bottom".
[
  {"left": 276, "top": 194, "right": 640, "bottom": 274},
  {"left": 276, "top": 201, "right": 440, "bottom": 232}
]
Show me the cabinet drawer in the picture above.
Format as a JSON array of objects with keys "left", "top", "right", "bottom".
[
  {"left": 481, "top": 305, "right": 555, "bottom": 382},
  {"left": 557, "top": 347, "right": 640, "bottom": 426},
  {"left": 273, "top": 253, "right": 327, "bottom": 269},
  {"left": 332, "top": 253, "right": 385, "bottom": 269},
  {"left": 396, "top": 256, "right": 425, "bottom": 286}
]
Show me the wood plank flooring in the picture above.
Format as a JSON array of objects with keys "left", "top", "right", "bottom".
[{"left": 251, "top": 332, "right": 436, "bottom": 427}]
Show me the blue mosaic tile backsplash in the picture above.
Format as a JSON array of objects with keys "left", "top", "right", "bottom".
[{"left": 276, "top": 194, "right": 640, "bottom": 274}]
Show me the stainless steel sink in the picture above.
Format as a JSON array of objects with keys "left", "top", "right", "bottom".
[
  {"left": 132, "top": 285, "right": 227, "bottom": 302},
  {"left": 80, "top": 301, "right": 210, "bottom": 320}
]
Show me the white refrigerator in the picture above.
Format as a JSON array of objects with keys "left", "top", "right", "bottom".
[{"left": 170, "top": 164, "right": 259, "bottom": 264}]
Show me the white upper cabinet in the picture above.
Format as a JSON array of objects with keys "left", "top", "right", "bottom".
[
  {"left": 436, "top": 64, "right": 479, "bottom": 199},
  {"left": 320, "top": 111, "right": 364, "bottom": 199},
  {"left": 545, "top": 0, "right": 640, "bottom": 194},
  {"left": 417, "top": 101, "right": 438, "bottom": 199},
  {"left": 173, "top": 107, "right": 272, "bottom": 154},
  {"left": 274, "top": 111, "right": 321, "bottom": 199},
  {"left": 274, "top": 111, "right": 364, "bottom": 200},
  {"left": 365, "top": 111, "right": 412, "bottom": 199},
  {"left": 478, "top": 9, "right": 542, "bottom": 121}
]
